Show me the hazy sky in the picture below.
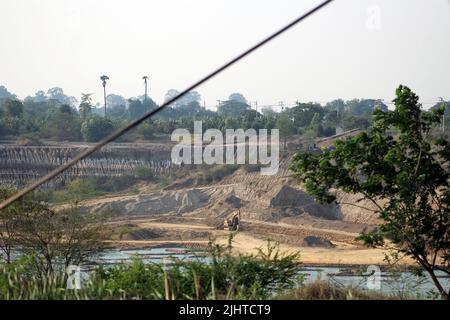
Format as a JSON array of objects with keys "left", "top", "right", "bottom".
[{"left": 0, "top": 0, "right": 449, "bottom": 109}]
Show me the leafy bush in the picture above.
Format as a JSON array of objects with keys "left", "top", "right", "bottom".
[
  {"left": 138, "top": 122, "right": 155, "bottom": 140},
  {"left": 96, "top": 237, "right": 301, "bottom": 300},
  {"left": 81, "top": 116, "right": 115, "bottom": 142},
  {"left": 133, "top": 166, "right": 154, "bottom": 181}
]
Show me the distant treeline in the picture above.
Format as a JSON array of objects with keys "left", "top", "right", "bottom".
[{"left": 1, "top": 85, "right": 449, "bottom": 143}]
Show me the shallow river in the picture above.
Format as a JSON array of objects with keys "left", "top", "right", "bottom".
[{"left": 91, "top": 247, "right": 449, "bottom": 299}]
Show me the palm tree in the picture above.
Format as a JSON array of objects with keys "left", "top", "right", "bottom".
[
  {"left": 142, "top": 75, "right": 148, "bottom": 109},
  {"left": 79, "top": 93, "right": 93, "bottom": 121},
  {"left": 100, "top": 75, "right": 109, "bottom": 118}
]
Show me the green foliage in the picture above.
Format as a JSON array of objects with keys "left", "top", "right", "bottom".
[
  {"left": 1, "top": 84, "right": 448, "bottom": 146},
  {"left": 41, "top": 104, "right": 82, "bottom": 141},
  {"left": 0, "top": 235, "right": 416, "bottom": 301},
  {"left": 79, "top": 93, "right": 93, "bottom": 121},
  {"left": 291, "top": 85, "right": 450, "bottom": 299},
  {"left": 49, "top": 169, "right": 160, "bottom": 204},
  {"left": 95, "top": 237, "right": 301, "bottom": 300},
  {"left": 276, "top": 114, "right": 296, "bottom": 148},
  {"left": 0, "top": 235, "right": 302, "bottom": 300},
  {"left": 54, "top": 175, "right": 148, "bottom": 202},
  {"left": 0, "top": 187, "right": 106, "bottom": 276},
  {"left": 138, "top": 121, "right": 155, "bottom": 140},
  {"left": 81, "top": 116, "right": 115, "bottom": 142},
  {"left": 217, "top": 100, "right": 251, "bottom": 117},
  {"left": 2, "top": 99, "right": 24, "bottom": 118},
  {"left": 345, "top": 99, "right": 388, "bottom": 116},
  {"left": 133, "top": 166, "right": 155, "bottom": 180}
]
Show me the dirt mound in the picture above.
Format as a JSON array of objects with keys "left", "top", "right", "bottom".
[
  {"left": 270, "top": 185, "right": 309, "bottom": 207},
  {"left": 224, "top": 195, "right": 243, "bottom": 208},
  {"left": 84, "top": 189, "right": 209, "bottom": 216},
  {"left": 269, "top": 185, "right": 341, "bottom": 220},
  {"left": 302, "top": 236, "right": 335, "bottom": 248},
  {"left": 334, "top": 190, "right": 382, "bottom": 224},
  {"left": 178, "top": 189, "right": 209, "bottom": 213}
]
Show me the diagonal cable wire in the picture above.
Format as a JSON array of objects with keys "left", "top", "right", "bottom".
[{"left": 0, "top": 0, "right": 334, "bottom": 210}]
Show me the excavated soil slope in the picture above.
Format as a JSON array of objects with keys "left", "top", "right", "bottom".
[{"left": 77, "top": 155, "right": 384, "bottom": 264}]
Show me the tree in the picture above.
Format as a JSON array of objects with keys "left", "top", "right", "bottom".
[
  {"left": 43, "top": 104, "right": 81, "bottom": 141},
  {"left": 138, "top": 121, "right": 155, "bottom": 140},
  {"left": 2, "top": 99, "right": 24, "bottom": 118},
  {"left": 0, "top": 99, "right": 25, "bottom": 135},
  {"left": 106, "top": 94, "right": 126, "bottom": 110},
  {"left": 261, "top": 106, "right": 276, "bottom": 118},
  {"left": 0, "top": 188, "right": 23, "bottom": 263},
  {"left": 100, "top": 75, "right": 109, "bottom": 118},
  {"left": 81, "top": 116, "right": 115, "bottom": 142},
  {"left": 164, "top": 89, "right": 179, "bottom": 105},
  {"left": 292, "top": 85, "right": 450, "bottom": 299},
  {"left": 109, "top": 103, "right": 127, "bottom": 119},
  {"left": 346, "top": 99, "right": 388, "bottom": 116},
  {"left": 178, "top": 100, "right": 202, "bottom": 117},
  {"left": 47, "top": 87, "right": 77, "bottom": 107},
  {"left": 128, "top": 98, "right": 145, "bottom": 119},
  {"left": 285, "top": 102, "right": 325, "bottom": 129},
  {"left": 241, "top": 109, "right": 259, "bottom": 130},
  {"left": 143, "top": 75, "right": 149, "bottom": 107},
  {"left": 430, "top": 100, "right": 450, "bottom": 116},
  {"left": 276, "top": 114, "right": 296, "bottom": 149},
  {"left": 79, "top": 93, "right": 93, "bottom": 121},
  {"left": 1, "top": 188, "right": 106, "bottom": 272},
  {"left": 164, "top": 89, "right": 200, "bottom": 108},
  {"left": 217, "top": 100, "right": 251, "bottom": 117},
  {"left": 229, "top": 93, "right": 247, "bottom": 104},
  {"left": 0, "top": 85, "right": 16, "bottom": 101},
  {"left": 324, "top": 99, "right": 345, "bottom": 114},
  {"left": 16, "top": 204, "right": 106, "bottom": 275},
  {"left": 25, "top": 90, "right": 48, "bottom": 103}
]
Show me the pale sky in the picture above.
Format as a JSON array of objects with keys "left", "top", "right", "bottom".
[{"left": 0, "top": 0, "right": 449, "bottom": 109}]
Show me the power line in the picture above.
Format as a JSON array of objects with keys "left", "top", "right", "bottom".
[{"left": 0, "top": 0, "right": 334, "bottom": 210}]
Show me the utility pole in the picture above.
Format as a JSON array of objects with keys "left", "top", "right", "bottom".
[
  {"left": 100, "top": 75, "right": 109, "bottom": 119},
  {"left": 217, "top": 99, "right": 221, "bottom": 112},
  {"left": 439, "top": 97, "right": 445, "bottom": 134},
  {"left": 143, "top": 76, "right": 148, "bottom": 110},
  {"left": 335, "top": 100, "right": 344, "bottom": 135}
]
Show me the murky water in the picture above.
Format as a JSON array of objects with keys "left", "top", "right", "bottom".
[
  {"left": 6, "top": 247, "right": 448, "bottom": 298},
  {"left": 92, "top": 247, "right": 449, "bottom": 298},
  {"left": 298, "top": 266, "right": 449, "bottom": 298},
  {"left": 93, "top": 247, "right": 205, "bottom": 265}
]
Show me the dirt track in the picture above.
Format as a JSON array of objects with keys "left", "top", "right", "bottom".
[{"left": 104, "top": 214, "right": 398, "bottom": 265}]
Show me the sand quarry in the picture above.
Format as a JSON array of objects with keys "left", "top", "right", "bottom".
[{"left": 73, "top": 152, "right": 396, "bottom": 266}]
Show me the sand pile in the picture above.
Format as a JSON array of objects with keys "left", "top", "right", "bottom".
[
  {"left": 86, "top": 189, "right": 209, "bottom": 216},
  {"left": 269, "top": 185, "right": 341, "bottom": 220}
]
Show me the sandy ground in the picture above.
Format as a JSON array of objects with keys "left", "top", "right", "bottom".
[
  {"left": 105, "top": 217, "right": 406, "bottom": 266},
  {"left": 218, "top": 233, "right": 391, "bottom": 265}
]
